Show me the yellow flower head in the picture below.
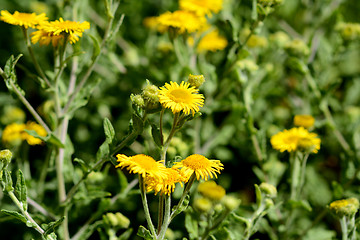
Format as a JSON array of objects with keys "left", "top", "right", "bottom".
[
  {"left": 158, "top": 81, "right": 204, "bottom": 115},
  {"left": 173, "top": 154, "right": 224, "bottom": 181},
  {"left": 198, "top": 181, "right": 226, "bottom": 201},
  {"left": 34, "top": 17, "right": 90, "bottom": 45},
  {"left": 156, "top": 10, "right": 206, "bottom": 34},
  {"left": 146, "top": 168, "right": 187, "bottom": 195},
  {"left": 196, "top": 29, "right": 228, "bottom": 53},
  {"left": 0, "top": 10, "right": 48, "bottom": 29},
  {"left": 329, "top": 198, "right": 359, "bottom": 217},
  {"left": 293, "top": 115, "right": 315, "bottom": 128},
  {"left": 179, "top": 0, "right": 223, "bottom": 17},
  {"left": 2, "top": 123, "right": 26, "bottom": 146},
  {"left": 31, "top": 29, "right": 64, "bottom": 47},
  {"left": 23, "top": 121, "right": 47, "bottom": 145},
  {"left": 270, "top": 127, "right": 321, "bottom": 153},
  {"left": 116, "top": 154, "right": 167, "bottom": 179}
]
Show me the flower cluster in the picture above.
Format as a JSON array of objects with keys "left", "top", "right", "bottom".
[
  {"left": 116, "top": 154, "right": 223, "bottom": 195},
  {"left": 2, "top": 121, "right": 47, "bottom": 146},
  {"left": 0, "top": 10, "right": 90, "bottom": 46}
]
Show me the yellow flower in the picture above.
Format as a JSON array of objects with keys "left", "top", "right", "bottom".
[
  {"left": 196, "top": 29, "right": 228, "bottom": 52},
  {"left": 158, "top": 81, "right": 204, "bottom": 115},
  {"left": 31, "top": 29, "right": 64, "bottom": 47},
  {"left": 146, "top": 168, "right": 186, "bottom": 195},
  {"left": 34, "top": 17, "right": 90, "bottom": 45},
  {"left": 173, "top": 154, "right": 224, "bottom": 181},
  {"left": 179, "top": 0, "right": 223, "bottom": 16},
  {"left": 143, "top": 16, "right": 167, "bottom": 32},
  {"left": 0, "top": 10, "right": 48, "bottom": 29},
  {"left": 270, "top": 127, "right": 321, "bottom": 153},
  {"left": 2, "top": 123, "right": 26, "bottom": 146},
  {"left": 193, "top": 197, "right": 213, "bottom": 212},
  {"left": 23, "top": 121, "right": 47, "bottom": 145},
  {"left": 115, "top": 154, "right": 167, "bottom": 179},
  {"left": 198, "top": 181, "right": 226, "bottom": 201},
  {"left": 156, "top": 10, "right": 206, "bottom": 34},
  {"left": 293, "top": 115, "right": 315, "bottom": 128},
  {"left": 329, "top": 198, "right": 359, "bottom": 217}
]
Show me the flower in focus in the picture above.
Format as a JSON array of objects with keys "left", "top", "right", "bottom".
[
  {"left": 115, "top": 154, "right": 167, "bottom": 179},
  {"left": 270, "top": 127, "right": 321, "bottom": 153},
  {"left": 23, "top": 121, "right": 47, "bottom": 145},
  {"left": 0, "top": 10, "right": 48, "bottom": 29},
  {"left": 198, "top": 181, "right": 226, "bottom": 201},
  {"left": 156, "top": 10, "right": 206, "bottom": 34},
  {"left": 158, "top": 81, "right": 204, "bottom": 115},
  {"left": 173, "top": 154, "right": 224, "bottom": 181},
  {"left": 179, "top": 0, "right": 223, "bottom": 17},
  {"left": 146, "top": 168, "right": 186, "bottom": 195},
  {"left": 32, "top": 17, "right": 90, "bottom": 45},
  {"left": 329, "top": 198, "right": 359, "bottom": 217},
  {"left": 293, "top": 115, "right": 315, "bottom": 128}
]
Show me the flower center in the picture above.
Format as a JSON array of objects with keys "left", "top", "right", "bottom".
[
  {"left": 132, "top": 155, "right": 158, "bottom": 170},
  {"left": 182, "top": 154, "right": 209, "bottom": 170},
  {"left": 168, "top": 89, "right": 192, "bottom": 103}
]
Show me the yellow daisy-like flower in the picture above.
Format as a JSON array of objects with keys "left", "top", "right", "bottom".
[
  {"left": 158, "top": 81, "right": 204, "bottom": 115},
  {"left": 0, "top": 10, "right": 48, "bottom": 29},
  {"left": 198, "top": 181, "right": 226, "bottom": 201},
  {"left": 293, "top": 115, "right": 315, "bottom": 128},
  {"left": 23, "top": 121, "right": 47, "bottom": 145},
  {"left": 156, "top": 10, "right": 207, "bottom": 34},
  {"left": 196, "top": 29, "right": 228, "bottom": 53},
  {"left": 31, "top": 29, "right": 64, "bottom": 47},
  {"left": 179, "top": 0, "right": 223, "bottom": 16},
  {"left": 146, "top": 168, "right": 186, "bottom": 195},
  {"left": 173, "top": 154, "right": 224, "bottom": 181},
  {"left": 270, "top": 127, "right": 321, "bottom": 153},
  {"left": 2, "top": 123, "right": 26, "bottom": 146},
  {"left": 34, "top": 17, "right": 90, "bottom": 45},
  {"left": 115, "top": 154, "right": 167, "bottom": 179},
  {"left": 329, "top": 198, "right": 359, "bottom": 217}
]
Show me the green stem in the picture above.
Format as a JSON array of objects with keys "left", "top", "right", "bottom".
[
  {"left": 8, "top": 191, "right": 55, "bottom": 240},
  {"left": 159, "top": 109, "right": 165, "bottom": 146},
  {"left": 110, "top": 131, "right": 139, "bottom": 156},
  {"left": 297, "top": 153, "right": 309, "bottom": 198},
  {"left": 290, "top": 152, "right": 300, "bottom": 200},
  {"left": 139, "top": 176, "right": 157, "bottom": 237},
  {"left": 161, "top": 112, "right": 180, "bottom": 163},
  {"left": 157, "top": 195, "right": 171, "bottom": 240},
  {"left": 340, "top": 216, "right": 348, "bottom": 240},
  {"left": 21, "top": 27, "right": 51, "bottom": 88}
]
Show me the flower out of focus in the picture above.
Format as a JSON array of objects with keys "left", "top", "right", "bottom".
[
  {"left": 2, "top": 122, "right": 47, "bottom": 147},
  {"left": 293, "top": 115, "right": 315, "bottom": 128},
  {"left": 329, "top": 198, "right": 359, "bottom": 217}
]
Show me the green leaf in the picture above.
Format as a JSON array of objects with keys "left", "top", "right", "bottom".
[
  {"left": 3, "top": 54, "right": 25, "bottom": 96},
  {"left": 88, "top": 34, "right": 101, "bottom": 61},
  {"left": 185, "top": 210, "right": 198, "bottom": 239},
  {"left": 1, "top": 209, "right": 27, "bottom": 224},
  {"left": 173, "top": 194, "right": 190, "bottom": 216},
  {"left": 103, "top": 118, "right": 115, "bottom": 144},
  {"left": 24, "top": 130, "right": 65, "bottom": 148},
  {"left": 15, "top": 170, "right": 27, "bottom": 211},
  {"left": 254, "top": 184, "right": 262, "bottom": 208},
  {"left": 151, "top": 124, "right": 162, "bottom": 147},
  {"left": 118, "top": 228, "right": 133, "bottom": 240},
  {"left": 137, "top": 225, "right": 153, "bottom": 240},
  {"left": 74, "top": 158, "right": 90, "bottom": 173},
  {"left": 43, "top": 216, "right": 65, "bottom": 236},
  {"left": 132, "top": 114, "right": 144, "bottom": 134},
  {"left": 287, "top": 199, "right": 312, "bottom": 212},
  {"left": 1, "top": 169, "right": 14, "bottom": 192},
  {"left": 76, "top": 220, "right": 103, "bottom": 240},
  {"left": 45, "top": 233, "right": 57, "bottom": 240},
  {"left": 96, "top": 141, "right": 110, "bottom": 162}
]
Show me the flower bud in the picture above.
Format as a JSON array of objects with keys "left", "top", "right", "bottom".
[
  {"left": 222, "top": 195, "right": 241, "bottom": 211},
  {"left": 294, "top": 115, "right": 315, "bottom": 128},
  {"left": 194, "top": 197, "right": 213, "bottom": 213},
  {"left": 142, "top": 81, "right": 161, "bottom": 112},
  {"left": 265, "top": 198, "right": 274, "bottom": 209},
  {"left": 103, "top": 212, "right": 130, "bottom": 229},
  {"left": 336, "top": 22, "right": 360, "bottom": 41},
  {"left": 259, "top": 182, "right": 277, "bottom": 198},
  {"left": 329, "top": 198, "right": 359, "bottom": 217},
  {"left": 0, "top": 149, "right": 12, "bottom": 170},
  {"left": 285, "top": 39, "right": 310, "bottom": 57},
  {"left": 236, "top": 59, "right": 259, "bottom": 72},
  {"left": 188, "top": 74, "right": 205, "bottom": 88},
  {"left": 0, "top": 106, "right": 26, "bottom": 125},
  {"left": 130, "top": 94, "right": 145, "bottom": 108},
  {"left": 198, "top": 181, "right": 226, "bottom": 201}
]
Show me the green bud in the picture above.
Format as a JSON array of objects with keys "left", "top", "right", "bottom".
[
  {"left": 329, "top": 198, "right": 360, "bottom": 217},
  {"left": 188, "top": 74, "right": 205, "bottom": 88},
  {"left": 259, "top": 182, "right": 277, "bottom": 198},
  {"left": 336, "top": 22, "right": 360, "bottom": 41},
  {"left": 222, "top": 195, "right": 241, "bottom": 211},
  {"left": 265, "top": 198, "right": 274, "bottom": 209},
  {"left": 103, "top": 212, "right": 130, "bottom": 229},
  {"left": 285, "top": 39, "right": 310, "bottom": 58},
  {"left": 142, "top": 81, "right": 161, "bottom": 112},
  {"left": 0, "top": 149, "right": 12, "bottom": 170},
  {"left": 130, "top": 94, "right": 145, "bottom": 108},
  {"left": 114, "top": 212, "right": 130, "bottom": 229}
]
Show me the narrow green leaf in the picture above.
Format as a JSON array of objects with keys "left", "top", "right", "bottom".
[
  {"left": 43, "top": 216, "right": 65, "bottom": 236},
  {"left": 118, "top": 228, "right": 133, "bottom": 240},
  {"left": 76, "top": 220, "right": 103, "bottom": 240},
  {"left": 151, "top": 124, "right": 162, "bottom": 147},
  {"left": 96, "top": 141, "right": 110, "bottom": 162},
  {"left": 103, "top": 118, "right": 115, "bottom": 144},
  {"left": 185, "top": 210, "right": 199, "bottom": 239},
  {"left": 88, "top": 34, "right": 101, "bottom": 61},
  {"left": 73, "top": 158, "right": 90, "bottom": 173},
  {"left": 137, "top": 225, "right": 153, "bottom": 240},
  {"left": 15, "top": 170, "right": 27, "bottom": 211},
  {"left": 132, "top": 114, "right": 144, "bottom": 134},
  {"left": 254, "top": 184, "right": 262, "bottom": 208},
  {"left": 1, "top": 209, "right": 27, "bottom": 224},
  {"left": 1, "top": 169, "right": 14, "bottom": 192}
]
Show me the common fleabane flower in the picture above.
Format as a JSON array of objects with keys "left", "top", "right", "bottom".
[
  {"left": 0, "top": 10, "right": 48, "bottom": 29},
  {"left": 173, "top": 154, "right": 224, "bottom": 181},
  {"left": 115, "top": 154, "right": 167, "bottom": 179},
  {"left": 158, "top": 81, "right": 204, "bottom": 115},
  {"left": 179, "top": 0, "right": 223, "bottom": 17},
  {"left": 145, "top": 168, "right": 186, "bottom": 195},
  {"left": 293, "top": 114, "right": 315, "bottom": 128},
  {"left": 270, "top": 127, "right": 320, "bottom": 153},
  {"left": 198, "top": 180, "right": 226, "bottom": 201}
]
